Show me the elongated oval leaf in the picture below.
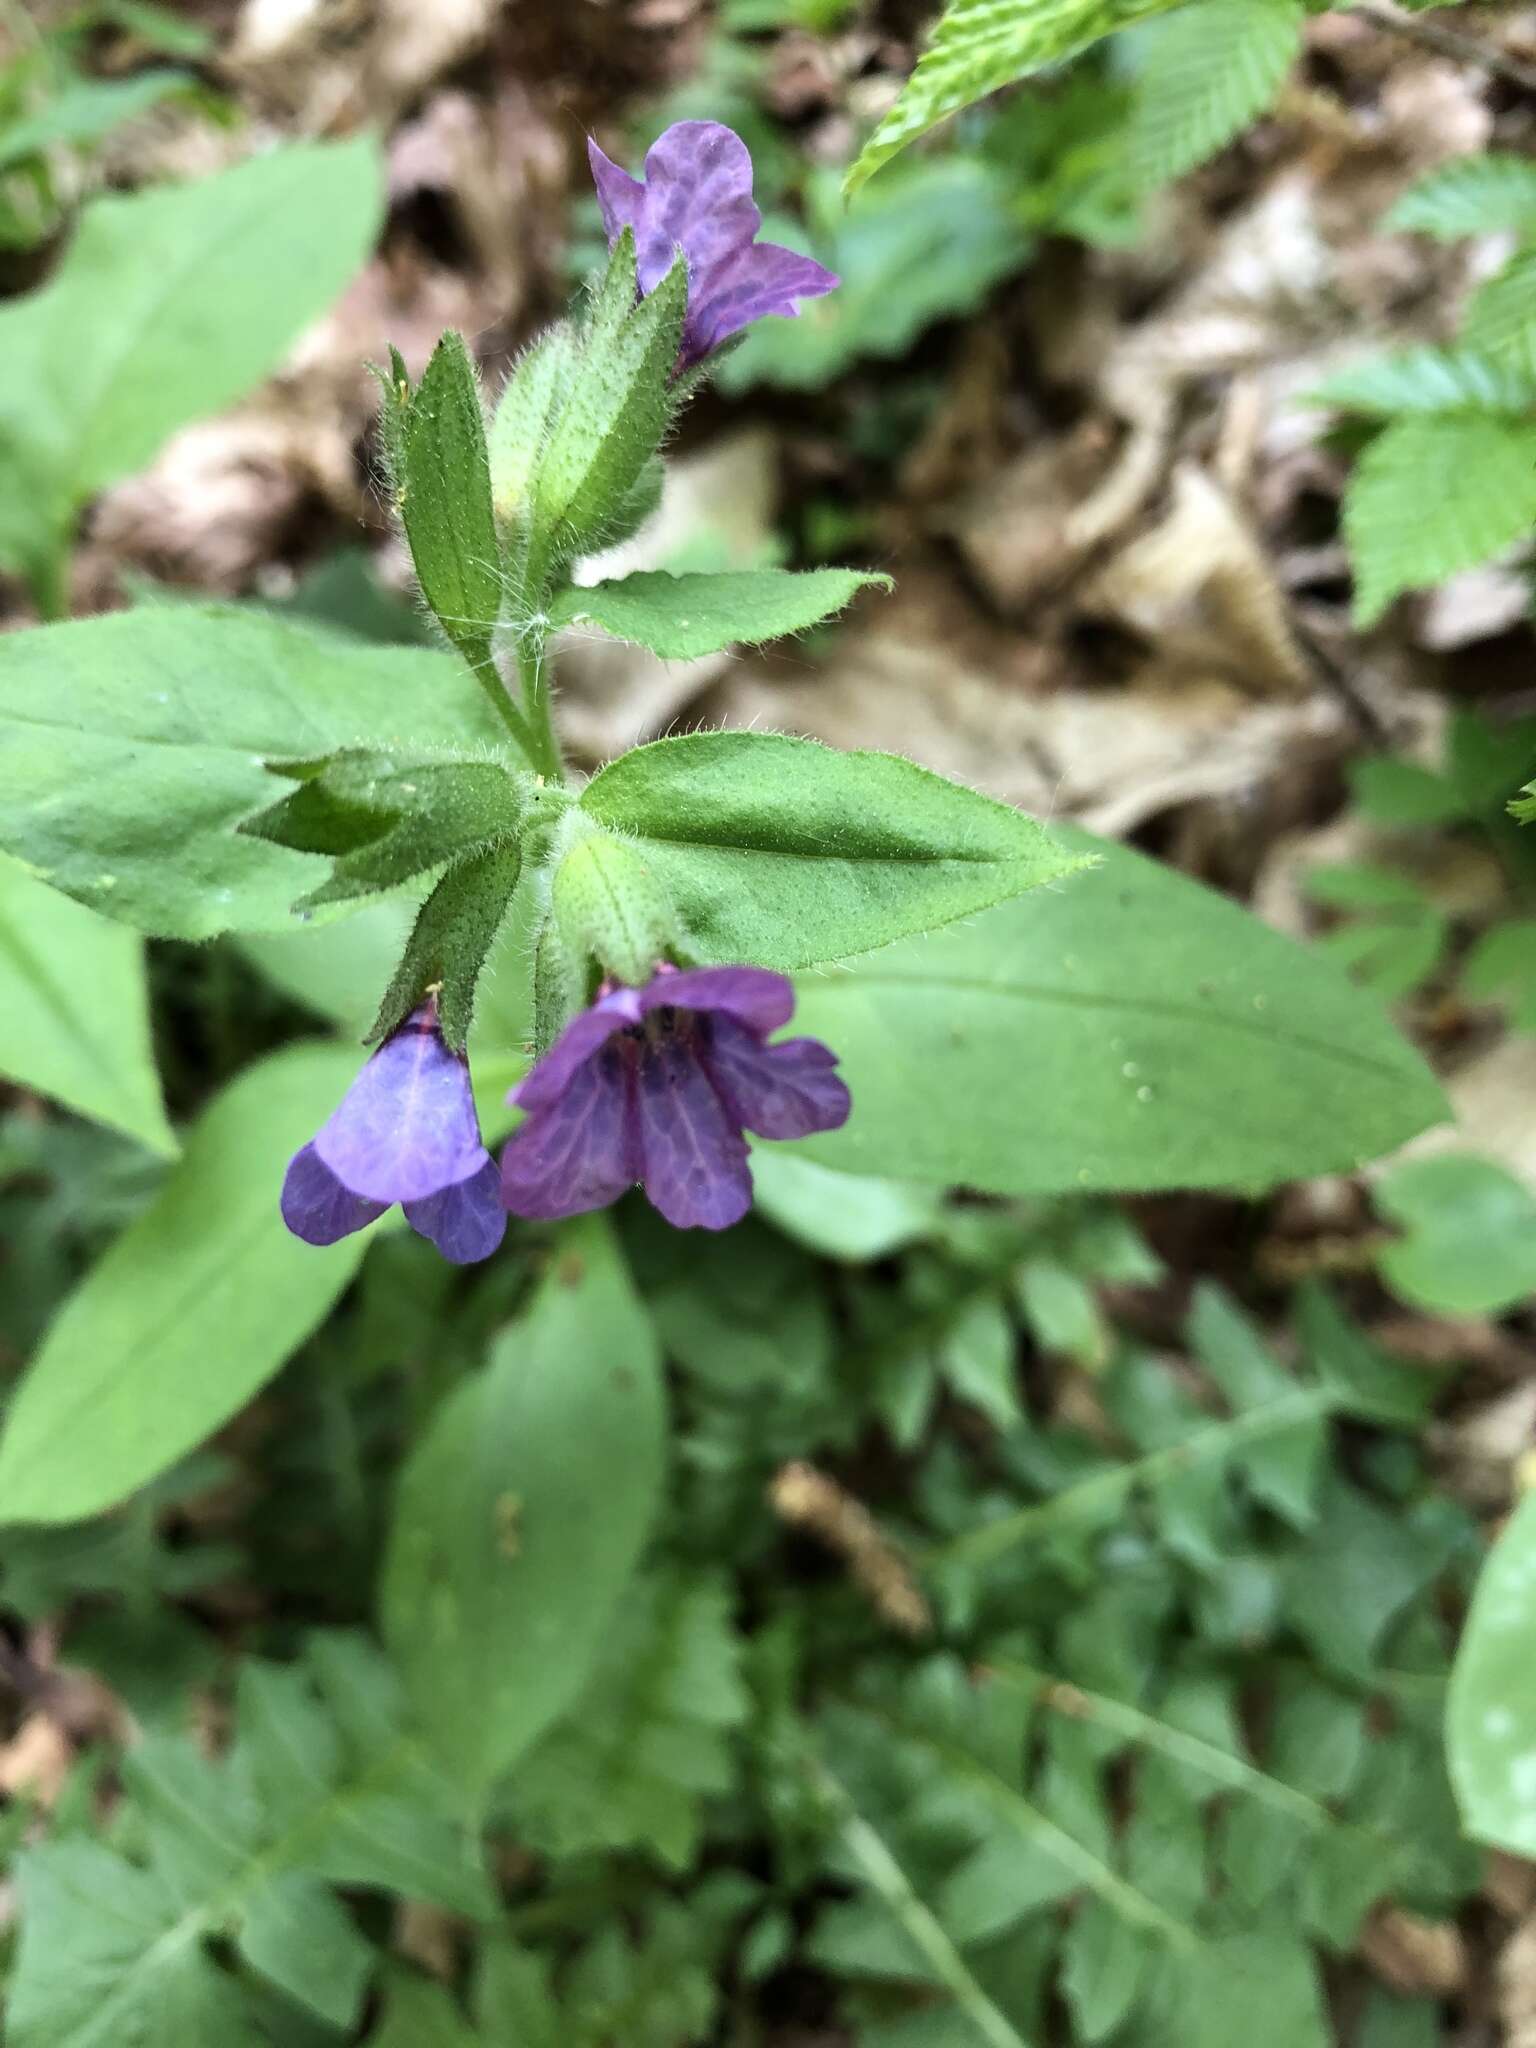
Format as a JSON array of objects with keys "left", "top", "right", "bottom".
[
  {"left": 1447, "top": 1490, "right": 1536, "bottom": 1856},
  {"left": 0, "top": 1043, "right": 368, "bottom": 1525},
  {"left": 552, "top": 567, "right": 888, "bottom": 661},
  {"left": 0, "top": 855, "right": 174, "bottom": 1155},
  {"left": 790, "top": 830, "right": 1446, "bottom": 1193},
  {"left": 380, "top": 1214, "right": 664, "bottom": 1806},
  {"left": 0, "top": 137, "right": 383, "bottom": 594},
  {"left": 579, "top": 730, "right": 1087, "bottom": 968},
  {"left": 0, "top": 606, "right": 508, "bottom": 938}
]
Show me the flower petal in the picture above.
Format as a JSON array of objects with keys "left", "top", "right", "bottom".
[
  {"left": 281, "top": 1143, "right": 387, "bottom": 1247},
  {"left": 685, "top": 241, "right": 840, "bottom": 363},
  {"left": 635, "top": 120, "right": 760, "bottom": 295},
  {"left": 702, "top": 1021, "right": 851, "bottom": 1140},
  {"left": 639, "top": 965, "right": 794, "bottom": 1036},
  {"left": 404, "top": 1159, "right": 507, "bottom": 1264},
  {"left": 315, "top": 1008, "right": 488, "bottom": 1205},
  {"left": 513, "top": 983, "right": 645, "bottom": 1113},
  {"left": 501, "top": 1043, "right": 642, "bottom": 1220},
  {"left": 587, "top": 137, "right": 646, "bottom": 246},
  {"left": 635, "top": 1032, "right": 752, "bottom": 1230}
]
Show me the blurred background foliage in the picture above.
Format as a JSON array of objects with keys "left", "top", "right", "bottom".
[{"left": 1, "top": 0, "right": 1536, "bottom": 2043}]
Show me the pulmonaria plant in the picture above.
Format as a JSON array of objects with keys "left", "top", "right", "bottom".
[
  {"left": 249, "top": 119, "right": 1081, "bottom": 1259},
  {"left": 588, "top": 121, "right": 838, "bottom": 370}
]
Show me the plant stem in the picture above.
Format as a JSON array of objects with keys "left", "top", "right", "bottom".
[{"left": 516, "top": 631, "right": 565, "bottom": 785}]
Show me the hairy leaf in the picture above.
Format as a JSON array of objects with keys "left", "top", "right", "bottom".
[
  {"left": 0, "top": 606, "right": 506, "bottom": 938},
  {"left": 578, "top": 730, "right": 1086, "bottom": 968},
  {"left": 552, "top": 566, "right": 888, "bottom": 660},
  {"left": 396, "top": 332, "right": 505, "bottom": 679},
  {"left": 789, "top": 829, "right": 1446, "bottom": 1194}
]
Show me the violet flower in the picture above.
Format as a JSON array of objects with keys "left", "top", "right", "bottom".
[
  {"left": 500, "top": 965, "right": 850, "bottom": 1231},
  {"left": 587, "top": 120, "right": 839, "bottom": 370},
  {"left": 282, "top": 1002, "right": 505, "bottom": 1265}
]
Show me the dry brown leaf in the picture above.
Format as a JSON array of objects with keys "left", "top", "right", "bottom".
[
  {"left": 1503, "top": 1913, "right": 1536, "bottom": 2048},
  {"left": 0, "top": 1713, "right": 72, "bottom": 1807},
  {"left": 1361, "top": 1905, "right": 1469, "bottom": 1997}
]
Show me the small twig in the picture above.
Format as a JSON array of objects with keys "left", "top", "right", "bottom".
[{"left": 1349, "top": 0, "right": 1536, "bottom": 96}]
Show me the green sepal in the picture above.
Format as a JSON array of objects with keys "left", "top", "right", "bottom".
[
  {"left": 241, "top": 749, "right": 529, "bottom": 909},
  {"left": 371, "top": 840, "right": 524, "bottom": 1050},
  {"left": 488, "top": 326, "right": 579, "bottom": 540},
  {"left": 532, "top": 907, "right": 589, "bottom": 1057},
  {"left": 396, "top": 331, "right": 505, "bottom": 680},
  {"left": 551, "top": 824, "right": 683, "bottom": 988},
  {"left": 369, "top": 343, "right": 413, "bottom": 489},
  {"left": 529, "top": 237, "right": 688, "bottom": 590}
]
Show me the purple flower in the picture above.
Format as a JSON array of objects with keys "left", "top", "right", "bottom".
[
  {"left": 500, "top": 965, "right": 850, "bottom": 1231},
  {"left": 587, "top": 120, "right": 839, "bottom": 370},
  {"left": 282, "top": 1003, "right": 506, "bottom": 1265}
]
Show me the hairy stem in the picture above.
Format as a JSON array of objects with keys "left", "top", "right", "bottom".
[{"left": 517, "top": 630, "right": 565, "bottom": 785}]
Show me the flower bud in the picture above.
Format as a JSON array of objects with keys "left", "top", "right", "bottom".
[{"left": 550, "top": 824, "right": 682, "bottom": 990}]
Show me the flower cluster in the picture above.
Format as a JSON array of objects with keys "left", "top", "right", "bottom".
[{"left": 283, "top": 970, "right": 848, "bottom": 1258}]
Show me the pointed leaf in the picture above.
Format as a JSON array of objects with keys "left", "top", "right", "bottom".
[{"left": 552, "top": 567, "right": 889, "bottom": 660}]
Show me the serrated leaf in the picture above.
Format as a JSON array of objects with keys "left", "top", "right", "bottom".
[
  {"left": 1343, "top": 413, "right": 1536, "bottom": 625},
  {"left": 0, "top": 138, "right": 383, "bottom": 604},
  {"left": 0, "top": 605, "right": 507, "bottom": 938},
  {"left": 578, "top": 730, "right": 1086, "bottom": 969},
  {"left": 9, "top": 1636, "right": 488, "bottom": 2047},
  {"left": 380, "top": 1214, "right": 664, "bottom": 1806},
  {"left": 846, "top": 0, "right": 1179, "bottom": 194},
  {"left": 506, "top": 1570, "right": 749, "bottom": 1870},
  {"left": 1464, "top": 247, "right": 1536, "bottom": 378},
  {"left": 790, "top": 828, "right": 1447, "bottom": 1195},
  {"left": 398, "top": 332, "right": 505, "bottom": 678},
  {"left": 1386, "top": 152, "right": 1536, "bottom": 240},
  {"left": 552, "top": 566, "right": 889, "bottom": 660},
  {"left": 0, "top": 1044, "right": 368, "bottom": 1525},
  {"left": 1128, "top": 0, "right": 1302, "bottom": 186},
  {"left": 1307, "top": 345, "right": 1536, "bottom": 417},
  {"left": 0, "top": 856, "right": 175, "bottom": 1154}
]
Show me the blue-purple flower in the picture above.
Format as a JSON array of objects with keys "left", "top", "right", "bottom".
[
  {"left": 282, "top": 1002, "right": 505, "bottom": 1264},
  {"left": 500, "top": 965, "right": 850, "bottom": 1231},
  {"left": 587, "top": 120, "right": 839, "bottom": 370}
]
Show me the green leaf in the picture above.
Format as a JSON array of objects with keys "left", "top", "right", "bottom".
[
  {"left": 506, "top": 1569, "right": 749, "bottom": 1870},
  {"left": 1157, "top": 1934, "right": 1327, "bottom": 2048},
  {"left": 1127, "top": 0, "right": 1302, "bottom": 186},
  {"left": 1386, "top": 152, "right": 1536, "bottom": 239},
  {"left": 241, "top": 750, "right": 528, "bottom": 910},
  {"left": 0, "top": 605, "right": 506, "bottom": 938},
  {"left": 791, "top": 829, "right": 1446, "bottom": 1193},
  {"left": 1447, "top": 1488, "right": 1536, "bottom": 1856},
  {"left": 1343, "top": 413, "right": 1536, "bottom": 625},
  {"left": 0, "top": 1043, "right": 369, "bottom": 1525},
  {"left": 1306, "top": 345, "right": 1536, "bottom": 418},
  {"left": 1464, "top": 247, "right": 1536, "bottom": 379},
  {"left": 397, "top": 332, "right": 505, "bottom": 680},
  {"left": 0, "top": 855, "right": 174, "bottom": 1154},
  {"left": 751, "top": 1151, "right": 944, "bottom": 1260},
  {"left": 578, "top": 730, "right": 1086, "bottom": 969},
  {"left": 380, "top": 1214, "right": 665, "bottom": 1806},
  {"left": 1373, "top": 1154, "right": 1536, "bottom": 1315},
  {"left": 8, "top": 1634, "right": 489, "bottom": 2047},
  {"left": 1349, "top": 757, "right": 1468, "bottom": 827},
  {"left": 551, "top": 566, "right": 889, "bottom": 660},
  {"left": 1461, "top": 918, "right": 1536, "bottom": 1031},
  {"left": 488, "top": 328, "right": 579, "bottom": 537},
  {"left": 0, "top": 138, "right": 383, "bottom": 602},
  {"left": 846, "top": 0, "right": 1178, "bottom": 193}
]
